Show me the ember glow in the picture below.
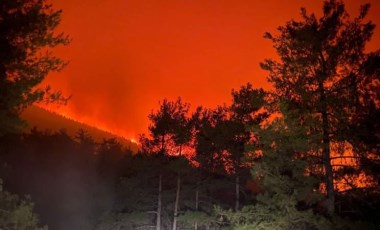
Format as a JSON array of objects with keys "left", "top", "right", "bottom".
[{"left": 42, "top": 0, "right": 380, "bottom": 139}]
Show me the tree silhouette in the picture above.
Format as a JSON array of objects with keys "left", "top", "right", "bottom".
[
  {"left": 0, "top": 0, "right": 70, "bottom": 135},
  {"left": 140, "top": 97, "right": 193, "bottom": 230},
  {"left": 261, "top": 0, "right": 379, "bottom": 215},
  {"left": 192, "top": 106, "right": 229, "bottom": 176},
  {"left": 220, "top": 110, "right": 331, "bottom": 229},
  {"left": 228, "top": 83, "right": 268, "bottom": 210},
  {"left": 141, "top": 98, "right": 191, "bottom": 156}
]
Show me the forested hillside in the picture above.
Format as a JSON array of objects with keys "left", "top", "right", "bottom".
[
  {"left": 0, "top": 0, "right": 379, "bottom": 229},
  {"left": 21, "top": 105, "right": 138, "bottom": 152}
]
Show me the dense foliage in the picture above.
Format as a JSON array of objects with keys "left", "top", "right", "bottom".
[
  {"left": 0, "top": 179, "right": 47, "bottom": 230},
  {"left": 0, "top": 0, "right": 69, "bottom": 228},
  {"left": 0, "top": 0, "right": 69, "bottom": 135},
  {"left": 261, "top": 0, "right": 379, "bottom": 216},
  {"left": 0, "top": 0, "right": 379, "bottom": 229}
]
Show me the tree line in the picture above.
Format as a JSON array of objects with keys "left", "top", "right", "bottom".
[{"left": 0, "top": 0, "right": 379, "bottom": 229}]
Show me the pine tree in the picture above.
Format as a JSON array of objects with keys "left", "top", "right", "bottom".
[
  {"left": 192, "top": 106, "right": 229, "bottom": 176},
  {"left": 260, "top": 0, "right": 379, "bottom": 215},
  {"left": 0, "top": 0, "right": 70, "bottom": 135},
  {"left": 228, "top": 83, "right": 268, "bottom": 211},
  {"left": 140, "top": 97, "right": 193, "bottom": 230},
  {"left": 220, "top": 105, "right": 330, "bottom": 230},
  {"left": 193, "top": 84, "right": 268, "bottom": 212}
]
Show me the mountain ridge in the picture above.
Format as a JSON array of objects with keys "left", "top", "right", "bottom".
[{"left": 21, "top": 105, "right": 139, "bottom": 152}]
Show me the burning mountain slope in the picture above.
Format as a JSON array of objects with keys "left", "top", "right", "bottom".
[{"left": 21, "top": 105, "right": 138, "bottom": 152}]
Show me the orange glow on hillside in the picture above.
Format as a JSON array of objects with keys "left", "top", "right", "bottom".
[{"left": 41, "top": 0, "right": 380, "bottom": 139}]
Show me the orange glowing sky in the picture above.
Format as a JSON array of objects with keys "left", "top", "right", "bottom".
[{"left": 42, "top": 0, "right": 380, "bottom": 140}]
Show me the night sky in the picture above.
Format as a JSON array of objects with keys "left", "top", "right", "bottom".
[{"left": 42, "top": 0, "right": 380, "bottom": 141}]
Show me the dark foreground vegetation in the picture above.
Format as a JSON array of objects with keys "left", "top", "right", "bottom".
[{"left": 1, "top": 0, "right": 379, "bottom": 229}]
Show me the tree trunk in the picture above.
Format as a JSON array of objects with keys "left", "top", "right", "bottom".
[
  {"left": 319, "top": 81, "right": 335, "bottom": 216},
  {"left": 322, "top": 109, "right": 335, "bottom": 215},
  {"left": 172, "top": 173, "right": 181, "bottom": 230},
  {"left": 235, "top": 174, "right": 240, "bottom": 211},
  {"left": 161, "top": 134, "right": 165, "bottom": 153},
  {"left": 194, "top": 188, "right": 199, "bottom": 230},
  {"left": 157, "top": 174, "right": 162, "bottom": 230}
]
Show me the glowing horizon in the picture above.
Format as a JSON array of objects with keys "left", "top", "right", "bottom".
[{"left": 42, "top": 0, "right": 380, "bottom": 140}]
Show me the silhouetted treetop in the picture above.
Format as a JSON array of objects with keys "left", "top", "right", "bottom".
[
  {"left": 0, "top": 0, "right": 70, "bottom": 135},
  {"left": 261, "top": 0, "right": 379, "bottom": 216}
]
